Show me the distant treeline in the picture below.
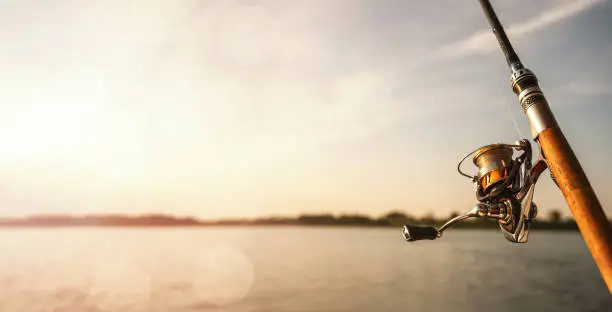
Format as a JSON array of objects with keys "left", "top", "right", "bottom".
[
  {"left": 249, "top": 210, "right": 583, "bottom": 231},
  {"left": 0, "top": 209, "right": 600, "bottom": 230},
  {"left": 0, "top": 214, "right": 202, "bottom": 227}
]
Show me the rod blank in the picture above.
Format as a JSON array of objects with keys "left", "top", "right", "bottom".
[{"left": 478, "top": 0, "right": 522, "bottom": 68}]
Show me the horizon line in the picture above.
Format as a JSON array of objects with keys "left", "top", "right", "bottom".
[{"left": 0, "top": 209, "right": 579, "bottom": 222}]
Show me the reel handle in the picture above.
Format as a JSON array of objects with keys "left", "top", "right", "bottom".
[
  {"left": 402, "top": 205, "right": 488, "bottom": 242},
  {"left": 402, "top": 225, "right": 439, "bottom": 241}
]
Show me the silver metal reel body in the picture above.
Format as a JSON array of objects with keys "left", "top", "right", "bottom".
[{"left": 403, "top": 139, "right": 549, "bottom": 243}]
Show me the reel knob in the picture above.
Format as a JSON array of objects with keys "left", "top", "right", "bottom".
[{"left": 402, "top": 225, "right": 439, "bottom": 241}]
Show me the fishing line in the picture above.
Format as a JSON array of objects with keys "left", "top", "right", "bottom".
[{"left": 493, "top": 69, "right": 524, "bottom": 139}]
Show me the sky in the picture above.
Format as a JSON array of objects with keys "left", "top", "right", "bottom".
[{"left": 0, "top": 0, "right": 611, "bottom": 220}]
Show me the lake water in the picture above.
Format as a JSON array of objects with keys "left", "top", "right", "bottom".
[{"left": 0, "top": 227, "right": 609, "bottom": 312}]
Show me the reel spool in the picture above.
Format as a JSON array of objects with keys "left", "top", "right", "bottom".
[
  {"left": 457, "top": 141, "right": 530, "bottom": 202},
  {"left": 473, "top": 144, "right": 514, "bottom": 194}
]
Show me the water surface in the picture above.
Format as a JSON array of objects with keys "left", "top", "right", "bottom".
[{"left": 0, "top": 227, "right": 609, "bottom": 312}]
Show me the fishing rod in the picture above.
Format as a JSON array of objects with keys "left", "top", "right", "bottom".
[{"left": 402, "top": 0, "right": 612, "bottom": 292}]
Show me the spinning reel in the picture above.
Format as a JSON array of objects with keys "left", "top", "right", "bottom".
[{"left": 403, "top": 139, "right": 550, "bottom": 243}]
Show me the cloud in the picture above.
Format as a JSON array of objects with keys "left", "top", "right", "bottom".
[
  {"left": 433, "top": 0, "right": 604, "bottom": 60},
  {"left": 562, "top": 81, "right": 612, "bottom": 96}
]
